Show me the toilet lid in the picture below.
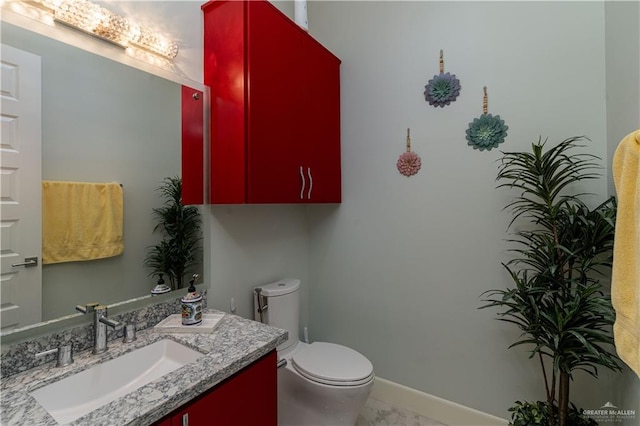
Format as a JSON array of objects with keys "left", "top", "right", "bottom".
[{"left": 292, "top": 342, "right": 374, "bottom": 386}]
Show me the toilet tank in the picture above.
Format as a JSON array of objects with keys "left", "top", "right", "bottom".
[{"left": 254, "top": 279, "right": 300, "bottom": 351}]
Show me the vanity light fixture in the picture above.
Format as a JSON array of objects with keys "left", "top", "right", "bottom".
[{"left": 31, "top": 0, "right": 179, "bottom": 59}]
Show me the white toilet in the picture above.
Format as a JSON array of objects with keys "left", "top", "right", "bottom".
[{"left": 254, "top": 279, "right": 374, "bottom": 426}]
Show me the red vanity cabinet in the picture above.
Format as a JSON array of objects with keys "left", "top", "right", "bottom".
[
  {"left": 154, "top": 350, "right": 277, "bottom": 425},
  {"left": 201, "top": 0, "right": 341, "bottom": 204}
]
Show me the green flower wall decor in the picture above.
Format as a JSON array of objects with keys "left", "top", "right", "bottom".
[
  {"left": 466, "top": 87, "right": 508, "bottom": 151},
  {"left": 424, "top": 50, "right": 461, "bottom": 108}
]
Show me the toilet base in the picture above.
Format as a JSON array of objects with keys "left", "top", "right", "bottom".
[{"left": 278, "top": 361, "right": 373, "bottom": 426}]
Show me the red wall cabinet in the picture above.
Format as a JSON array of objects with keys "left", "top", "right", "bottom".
[
  {"left": 181, "top": 86, "right": 205, "bottom": 205},
  {"left": 154, "top": 350, "right": 277, "bottom": 426},
  {"left": 202, "top": 0, "right": 341, "bottom": 204}
]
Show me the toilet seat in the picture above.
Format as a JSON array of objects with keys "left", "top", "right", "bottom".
[{"left": 291, "top": 342, "right": 374, "bottom": 387}]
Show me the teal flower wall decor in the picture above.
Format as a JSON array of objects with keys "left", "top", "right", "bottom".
[
  {"left": 466, "top": 114, "right": 508, "bottom": 151},
  {"left": 466, "top": 87, "right": 508, "bottom": 151},
  {"left": 424, "top": 50, "right": 461, "bottom": 108}
]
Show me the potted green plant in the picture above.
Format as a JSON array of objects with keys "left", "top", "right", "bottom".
[
  {"left": 480, "top": 137, "right": 621, "bottom": 426},
  {"left": 509, "top": 401, "right": 597, "bottom": 426},
  {"left": 144, "top": 176, "right": 202, "bottom": 290}
]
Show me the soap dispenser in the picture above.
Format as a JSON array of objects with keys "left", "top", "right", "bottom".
[
  {"left": 181, "top": 274, "right": 202, "bottom": 325},
  {"left": 151, "top": 273, "right": 171, "bottom": 296}
]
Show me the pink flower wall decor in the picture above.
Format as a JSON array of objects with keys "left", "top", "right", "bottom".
[{"left": 397, "top": 128, "right": 422, "bottom": 177}]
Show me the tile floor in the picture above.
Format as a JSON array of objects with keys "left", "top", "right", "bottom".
[{"left": 357, "top": 397, "right": 448, "bottom": 426}]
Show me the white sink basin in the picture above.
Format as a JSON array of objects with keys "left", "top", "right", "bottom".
[{"left": 30, "top": 339, "right": 203, "bottom": 424}]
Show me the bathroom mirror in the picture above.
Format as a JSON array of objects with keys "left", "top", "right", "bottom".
[{"left": 0, "top": 19, "right": 205, "bottom": 330}]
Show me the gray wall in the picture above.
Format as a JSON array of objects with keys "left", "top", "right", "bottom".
[
  {"left": 206, "top": 205, "right": 310, "bottom": 326},
  {"left": 302, "top": 0, "right": 637, "bottom": 420}
]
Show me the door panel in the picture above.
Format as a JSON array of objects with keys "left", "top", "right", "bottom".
[
  {"left": 302, "top": 40, "right": 341, "bottom": 203},
  {"left": 246, "top": 1, "right": 305, "bottom": 203},
  {"left": 166, "top": 351, "right": 277, "bottom": 425},
  {"left": 203, "top": 0, "right": 247, "bottom": 204},
  {"left": 0, "top": 44, "right": 42, "bottom": 330}
]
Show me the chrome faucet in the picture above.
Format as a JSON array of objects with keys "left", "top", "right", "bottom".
[{"left": 76, "top": 303, "right": 122, "bottom": 354}]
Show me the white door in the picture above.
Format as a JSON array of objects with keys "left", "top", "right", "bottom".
[{"left": 0, "top": 44, "right": 42, "bottom": 330}]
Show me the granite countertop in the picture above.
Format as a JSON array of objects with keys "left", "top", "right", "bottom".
[{"left": 0, "top": 310, "right": 287, "bottom": 426}]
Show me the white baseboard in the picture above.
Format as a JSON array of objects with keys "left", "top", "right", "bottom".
[{"left": 370, "top": 377, "right": 509, "bottom": 426}]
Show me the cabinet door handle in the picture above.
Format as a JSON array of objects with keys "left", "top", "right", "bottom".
[
  {"left": 299, "top": 166, "right": 306, "bottom": 200},
  {"left": 182, "top": 412, "right": 189, "bottom": 426},
  {"left": 307, "top": 167, "right": 313, "bottom": 199}
]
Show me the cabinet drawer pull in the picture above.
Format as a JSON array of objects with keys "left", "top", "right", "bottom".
[
  {"left": 307, "top": 167, "right": 313, "bottom": 199},
  {"left": 299, "top": 166, "right": 306, "bottom": 200},
  {"left": 182, "top": 412, "right": 189, "bottom": 426}
]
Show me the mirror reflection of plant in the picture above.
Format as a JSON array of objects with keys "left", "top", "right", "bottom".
[
  {"left": 480, "top": 137, "right": 621, "bottom": 426},
  {"left": 144, "top": 176, "right": 202, "bottom": 290}
]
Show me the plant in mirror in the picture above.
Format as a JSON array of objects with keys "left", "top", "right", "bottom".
[{"left": 145, "top": 177, "right": 202, "bottom": 291}]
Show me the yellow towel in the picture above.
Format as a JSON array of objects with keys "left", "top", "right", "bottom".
[
  {"left": 42, "top": 181, "right": 124, "bottom": 264},
  {"left": 612, "top": 129, "right": 640, "bottom": 378}
]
